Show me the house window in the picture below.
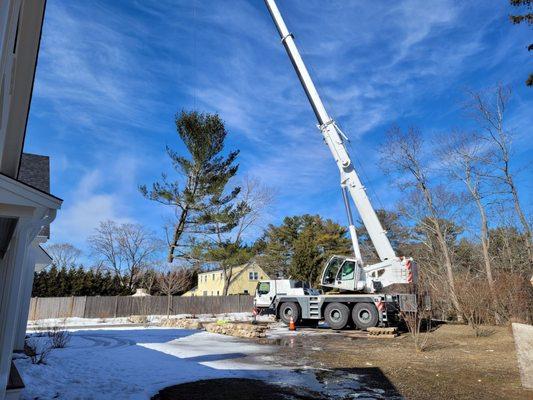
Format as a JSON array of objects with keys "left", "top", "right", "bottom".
[
  {"left": 244, "top": 290, "right": 249, "bottom": 295},
  {"left": 217, "top": 291, "right": 219, "bottom": 295},
  {"left": 212, "top": 274, "right": 215, "bottom": 281},
  {"left": 249, "top": 271, "right": 259, "bottom": 280},
  {"left": 203, "top": 291, "right": 207, "bottom": 296}
]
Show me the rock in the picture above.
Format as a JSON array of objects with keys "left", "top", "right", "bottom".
[
  {"left": 512, "top": 323, "right": 533, "bottom": 389},
  {"left": 203, "top": 322, "right": 268, "bottom": 338},
  {"left": 160, "top": 318, "right": 203, "bottom": 330},
  {"left": 128, "top": 315, "right": 148, "bottom": 324}
]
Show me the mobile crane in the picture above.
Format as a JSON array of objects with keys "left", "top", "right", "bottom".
[{"left": 253, "top": 0, "right": 418, "bottom": 330}]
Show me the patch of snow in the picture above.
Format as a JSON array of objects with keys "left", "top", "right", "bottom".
[
  {"left": 19, "top": 317, "right": 391, "bottom": 399},
  {"left": 15, "top": 327, "right": 308, "bottom": 399},
  {"left": 27, "top": 312, "right": 274, "bottom": 331},
  {"left": 140, "top": 331, "right": 278, "bottom": 370}
]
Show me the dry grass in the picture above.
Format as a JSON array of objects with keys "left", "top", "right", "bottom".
[{"left": 266, "top": 324, "right": 527, "bottom": 400}]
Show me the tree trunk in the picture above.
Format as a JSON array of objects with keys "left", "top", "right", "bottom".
[
  {"left": 432, "top": 220, "right": 462, "bottom": 319},
  {"left": 168, "top": 207, "right": 189, "bottom": 263},
  {"left": 475, "top": 196, "right": 501, "bottom": 323},
  {"left": 222, "top": 266, "right": 233, "bottom": 296},
  {"left": 507, "top": 176, "right": 533, "bottom": 265},
  {"left": 420, "top": 181, "right": 462, "bottom": 319}
]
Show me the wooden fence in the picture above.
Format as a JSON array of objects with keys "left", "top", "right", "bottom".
[{"left": 28, "top": 295, "right": 254, "bottom": 320}]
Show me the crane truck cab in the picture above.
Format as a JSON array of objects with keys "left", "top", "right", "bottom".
[{"left": 254, "top": 279, "right": 320, "bottom": 309}]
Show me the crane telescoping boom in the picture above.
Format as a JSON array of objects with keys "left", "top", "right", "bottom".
[
  {"left": 264, "top": 0, "right": 417, "bottom": 293},
  {"left": 264, "top": 0, "right": 396, "bottom": 263}
]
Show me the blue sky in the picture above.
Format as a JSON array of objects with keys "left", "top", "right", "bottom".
[{"left": 24, "top": 0, "right": 532, "bottom": 256}]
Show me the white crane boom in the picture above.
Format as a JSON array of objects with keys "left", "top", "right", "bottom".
[{"left": 264, "top": 0, "right": 396, "bottom": 262}]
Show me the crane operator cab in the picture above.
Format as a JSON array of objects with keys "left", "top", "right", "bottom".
[
  {"left": 321, "top": 255, "right": 417, "bottom": 293},
  {"left": 321, "top": 255, "right": 366, "bottom": 292}
]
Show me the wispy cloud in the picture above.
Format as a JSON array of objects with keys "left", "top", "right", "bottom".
[
  {"left": 24, "top": 0, "right": 532, "bottom": 251},
  {"left": 52, "top": 168, "right": 134, "bottom": 249}
]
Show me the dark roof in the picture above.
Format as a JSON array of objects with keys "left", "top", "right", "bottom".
[
  {"left": 18, "top": 153, "right": 50, "bottom": 193},
  {"left": 17, "top": 153, "right": 51, "bottom": 238}
]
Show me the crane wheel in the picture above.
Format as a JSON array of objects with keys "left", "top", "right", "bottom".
[
  {"left": 352, "top": 303, "right": 379, "bottom": 330},
  {"left": 324, "top": 302, "right": 350, "bottom": 330},
  {"left": 279, "top": 302, "right": 300, "bottom": 326}
]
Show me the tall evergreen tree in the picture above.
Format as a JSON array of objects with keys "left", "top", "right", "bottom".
[
  {"left": 140, "top": 111, "right": 240, "bottom": 263},
  {"left": 258, "top": 215, "right": 352, "bottom": 286}
]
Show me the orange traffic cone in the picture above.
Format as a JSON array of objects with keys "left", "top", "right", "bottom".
[{"left": 289, "top": 316, "right": 296, "bottom": 331}]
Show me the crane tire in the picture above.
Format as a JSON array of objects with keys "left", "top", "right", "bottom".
[
  {"left": 352, "top": 303, "right": 379, "bottom": 330},
  {"left": 279, "top": 302, "right": 300, "bottom": 325},
  {"left": 324, "top": 302, "right": 350, "bottom": 330}
]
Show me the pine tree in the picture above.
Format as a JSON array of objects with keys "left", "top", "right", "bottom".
[
  {"left": 46, "top": 265, "right": 59, "bottom": 297},
  {"left": 58, "top": 267, "right": 72, "bottom": 296},
  {"left": 71, "top": 267, "right": 85, "bottom": 295},
  {"left": 140, "top": 111, "right": 240, "bottom": 263},
  {"left": 32, "top": 271, "right": 45, "bottom": 297},
  {"left": 258, "top": 215, "right": 352, "bottom": 285},
  {"left": 83, "top": 270, "right": 95, "bottom": 296}
]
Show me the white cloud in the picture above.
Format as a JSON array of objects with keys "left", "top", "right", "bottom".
[{"left": 51, "top": 169, "right": 134, "bottom": 248}]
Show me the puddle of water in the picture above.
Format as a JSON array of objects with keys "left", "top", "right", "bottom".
[
  {"left": 268, "top": 367, "right": 403, "bottom": 400},
  {"left": 256, "top": 337, "right": 305, "bottom": 348}
]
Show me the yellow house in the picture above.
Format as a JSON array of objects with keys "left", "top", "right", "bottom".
[{"left": 183, "top": 263, "right": 269, "bottom": 297}]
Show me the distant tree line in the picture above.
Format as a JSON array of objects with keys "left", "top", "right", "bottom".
[
  {"left": 32, "top": 265, "right": 197, "bottom": 298},
  {"left": 32, "top": 266, "right": 130, "bottom": 297}
]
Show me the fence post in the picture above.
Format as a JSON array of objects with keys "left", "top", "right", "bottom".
[
  {"left": 68, "top": 296, "right": 74, "bottom": 318},
  {"left": 83, "top": 296, "right": 88, "bottom": 318},
  {"left": 31, "top": 297, "right": 38, "bottom": 321},
  {"left": 114, "top": 296, "right": 119, "bottom": 318}
]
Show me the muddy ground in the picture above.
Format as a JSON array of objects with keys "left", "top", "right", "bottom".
[
  {"left": 263, "top": 323, "right": 529, "bottom": 400},
  {"left": 152, "top": 322, "right": 529, "bottom": 400}
]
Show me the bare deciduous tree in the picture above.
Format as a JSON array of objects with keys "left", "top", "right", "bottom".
[
  {"left": 88, "top": 221, "right": 161, "bottom": 291},
  {"left": 46, "top": 242, "right": 82, "bottom": 269},
  {"left": 455, "top": 272, "right": 494, "bottom": 336},
  {"left": 380, "top": 126, "right": 462, "bottom": 317},
  {"left": 441, "top": 131, "right": 499, "bottom": 320},
  {"left": 400, "top": 289, "right": 432, "bottom": 352},
  {"left": 467, "top": 85, "right": 532, "bottom": 264},
  {"left": 197, "top": 176, "right": 274, "bottom": 295},
  {"left": 156, "top": 265, "right": 192, "bottom": 317}
]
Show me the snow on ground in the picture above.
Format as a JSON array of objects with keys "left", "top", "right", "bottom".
[
  {"left": 14, "top": 327, "right": 322, "bottom": 400},
  {"left": 27, "top": 312, "right": 273, "bottom": 330}
]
